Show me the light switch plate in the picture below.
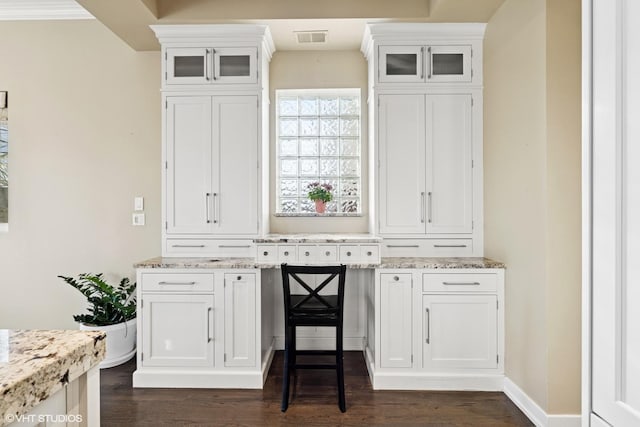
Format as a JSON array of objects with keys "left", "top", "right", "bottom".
[
  {"left": 132, "top": 213, "right": 145, "bottom": 226},
  {"left": 134, "top": 196, "right": 144, "bottom": 211}
]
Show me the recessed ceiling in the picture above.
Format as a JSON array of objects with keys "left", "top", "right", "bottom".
[{"left": 0, "top": 0, "right": 506, "bottom": 51}]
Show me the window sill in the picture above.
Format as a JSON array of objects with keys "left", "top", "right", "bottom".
[{"left": 274, "top": 213, "right": 362, "bottom": 218}]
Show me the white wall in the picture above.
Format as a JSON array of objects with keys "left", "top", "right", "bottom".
[{"left": 0, "top": 20, "right": 161, "bottom": 329}]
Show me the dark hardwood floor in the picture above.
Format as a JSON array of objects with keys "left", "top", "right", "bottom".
[{"left": 101, "top": 352, "right": 533, "bottom": 426}]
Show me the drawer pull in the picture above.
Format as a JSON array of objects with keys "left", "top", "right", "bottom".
[
  {"left": 442, "top": 281, "right": 481, "bottom": 286},
  {"left": 366, "top": 251, "right": 373, "bottom": 256},
  {"left": 386, "top": 245, "right": 419, "bottom": 248},
  {"left": 284, "top": 251, "right": 290, "bottom": 256},
  {"left": 218, "top": 245, "right": 251, "bottom": 248},
  {"left": 434, "top": 244, "right": 468, "bottom": 248},
  {"left": 393, "top": 276, "right": 399, "bottom": 281},
  {"left": 207, "top": 307, "right": 213, "bottom": 342},
  {"left": 172, "top": 244, "right": 206, "bottom": 248},
  {"left": 263, "top": 251, "right": 269, "bottom": 256},
  {"left": 425, "top": 308, "right": 430, "bottom": 344},
  {"left": 325, "top": 251, "right": 331, "bottom": 256},
  {"left": 305, "top": 251, "right": 310, "bottom": 256},
  {"left": 158, "top": 281, "right": 196, "bottom": 286},
  {"left": 237, "top": 275, "right": 242, "bottom": 280},
  {"left": 346, "top": 251, "right": 352, "bottom": 256}
]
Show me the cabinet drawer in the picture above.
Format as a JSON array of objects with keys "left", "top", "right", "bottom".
[
  {"left": 422, "top": 273, "right": 497, "bottom": 293},
  {"left": 382, "top": 239, "right": 473, "bottom": 257},
  {"left": 142, "top": 273, "right": 215, "bottom": 292},
  {"left": 361, "top": 245, "right": 380, "bottom": 263},
  {"left": 318, "top": 245, "right": 338, "bottom": 262},
  {"left": 339, "top": 245, "right": 360, "bottom": 262},
  {"left": 256, "top": 245, "right": 277, "bottom": 263},
  {"left": 165, "top": 239, "right": 255, "bottom": 257},
  {"left": 278, "top": 245, "right": 296, "bottom": 263}
]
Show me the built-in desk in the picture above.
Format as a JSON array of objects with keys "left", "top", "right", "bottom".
[{"left": 134, "top": 241, "right": 504, "bottom": 391}]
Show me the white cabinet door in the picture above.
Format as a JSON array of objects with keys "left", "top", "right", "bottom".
[
  {"left": 224, "top": 273, "right": 257, "bottom": 367},
  {"left": 212, "top": 96, "right": 259, "bottom": 235},
  {"left": 422, "top": 294, "right": 497, "bottom": 370},
  {"left": 166, "top": 96, "right": 213, "bottom": 234},
  {"left": 378, "top": 45, "right": 426, "bottom": 83},
  {"left": 166, "top": 48, "right": 210, "bottom": 85},
  {"left": 590, "top": 0, "right": 640, "bottom": 424},
  {"left": 212, "top": 47, "right": 257, "bottom": 84},
  {"left": 378, "top": 94, "right": 427, "bottom": 235},
  {"left": 426, "top": 94, "right": 473, "bottom": 234},
  {"left": 141, "top": 293, "right": 214, "bottom": 367},
  {"left": 427, "top": 45, "right": 472, "bottom": 83},
  {"left": 379, "top": 273, "right": 413, "bottom": 368}
]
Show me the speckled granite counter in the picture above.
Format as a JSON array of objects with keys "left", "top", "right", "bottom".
[
  {"left": 0, "top": 330, "right": 105, "bottom": 426},
  {"left": 254, "top": 233, "right": 383, "bottom": 243},
  {"left": 135, "top": 256, "right": 504, "bottom": 269}
]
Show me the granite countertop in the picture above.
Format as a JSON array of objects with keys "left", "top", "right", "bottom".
[
  {"left": 135, "top": 256, "right": 504, "bottom": 270},
  {"left": 0, "top": 330, "right": 105, "bottom": 426},
  {"left": 253, "top": 233, "right": 383, "bottom": 244}
]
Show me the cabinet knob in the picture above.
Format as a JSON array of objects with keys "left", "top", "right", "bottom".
[
  {"left": 263, "top": 251, "right": 268, "bottom": 256},
  {"left": 346, "top": 251, "right": 352, "bottom": 256},
  {"left": 325, "top": 251, "right": 331, "bottom": 256},
  {"left": 394, "top": 276, "right": 399, "bottom": 281},
  {"left": 367, "top": 251, "right": 373, "bottom": 256},
  {"left": 237, "top": 275, "right": 242, "bottom": 280},
  {"left": 305, "top": 251, "right": 310, "bottom": 256},
  {"left": 284, "top": 251, "right": 289, "bottom": 256}
]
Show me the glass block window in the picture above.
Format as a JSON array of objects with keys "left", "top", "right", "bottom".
[{"left": 276, "top": 89, "right": 361, "bottom": 214}]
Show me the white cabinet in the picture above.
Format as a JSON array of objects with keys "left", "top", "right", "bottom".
[
  {"left": 378, "top": 44, "right": 472, "bottom": 84},
  {"left": 364, "top": 23, "right": 484, "bottom": 257},
  {"left": 134, "top": 268, "right": 263, "bottom": 388},
  {"left": 154, "top": 25, "right": 273, "bottom": 258},
  {"left": 422, "top": 294, "right": 497, "bottom": 370},
  {"left": 165, "top": 47, "right": 257, "bottom": 85},
  {"left": 378, "top": 92, "right": 474, "bottom": 236},
  {"left": 224, "top": 273, "right": 256, "bottom": 367},
  {"left": 165, "top": 95, "right": 259, "bottom": 237},
  {"left": 373, "top": 268, "right": 504, "bottom": 390},
  {"left": 379, "top": 273, "right": 413, "bottom": 368},
  {"left": 141, "top": 293, "right": 214, "bottom": 367}
]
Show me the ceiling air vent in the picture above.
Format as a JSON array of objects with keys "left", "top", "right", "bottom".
[{"left": 295, "top": 30, "right": 328, "bottom": 44}]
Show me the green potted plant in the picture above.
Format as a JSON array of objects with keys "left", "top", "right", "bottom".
[
  {"left": 58, "top": 273, "right": 137, "bottom": 368},
  {"left": 306, "top": 181, "right": 334, "bottom": 213}
]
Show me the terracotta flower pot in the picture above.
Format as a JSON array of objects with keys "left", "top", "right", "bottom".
[{"left": 314, "top": 200, "right": 326, "bottom": 213}]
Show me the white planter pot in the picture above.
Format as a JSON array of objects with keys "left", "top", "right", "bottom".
[{"left": 80, "top": 318, "right": 136, "bottom": 369}]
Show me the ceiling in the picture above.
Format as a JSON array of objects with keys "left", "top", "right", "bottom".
[{"left": 0, "top": 0, "right": 506, "bottom": 51}]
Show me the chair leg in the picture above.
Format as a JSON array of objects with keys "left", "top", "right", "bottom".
[
  {"left": 281, "top": 324, "right": 292, "bottom": 412},
  {"left": 336, "top": 324, "right": 346, "bottom": 412}
]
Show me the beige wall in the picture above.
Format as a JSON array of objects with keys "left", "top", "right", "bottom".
[
  {"left": 545, "top": 0, "right": 581, "bottom": 414},
  {"left": 484, "top": 0, "right": 581, "bottom": 415},
  {"left": 269, "top": 50, "right": 369, "bottom": 233},
  {"left": 0, "top": 21, "right": 161, "bottom": 329}
]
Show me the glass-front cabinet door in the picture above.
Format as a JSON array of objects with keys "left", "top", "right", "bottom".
[
  {"left": 166, "top": 48, "right": 210, "bottom": 85},
  {"left": 378, "top": 45, "right": 426, "bottom": 83},
  {"left": 165, "top": 47, "right": 257, "bottom": 85},
  {"left": 427, "top": 45, "right": 472, "bottom": 82},
  {"left": 212, "top": 47, "right": 257, "bottom": 84}
]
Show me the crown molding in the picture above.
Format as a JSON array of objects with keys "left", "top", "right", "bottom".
[{"left": 0, "top": 0, "right": 94, "bottom": 21}]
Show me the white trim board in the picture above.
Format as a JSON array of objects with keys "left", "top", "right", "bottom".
[
  {"left": 504, "top": 377, "right": 582, "bottom": 427},
  {"left": 0, "top": 1, "right": 94, "bottom": 20}
]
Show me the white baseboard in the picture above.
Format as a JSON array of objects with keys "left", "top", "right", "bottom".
[{"left": 504, "top": 377, "right": 582, "bottom": 427}]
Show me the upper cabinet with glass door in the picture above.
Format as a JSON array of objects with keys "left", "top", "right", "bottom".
[
  {"left": 166, "top": 47, "right": 257, "bottom": 85},
  {"left": 364, "top": 23, "right": 485, "bottom": 87},
  {"left": 379, "top": 44, "right": 473, "bottom": 84}
]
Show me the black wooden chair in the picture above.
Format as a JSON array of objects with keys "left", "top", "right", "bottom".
[{"left": 280, "top": 263, "right": 347, "bottom": 412}]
